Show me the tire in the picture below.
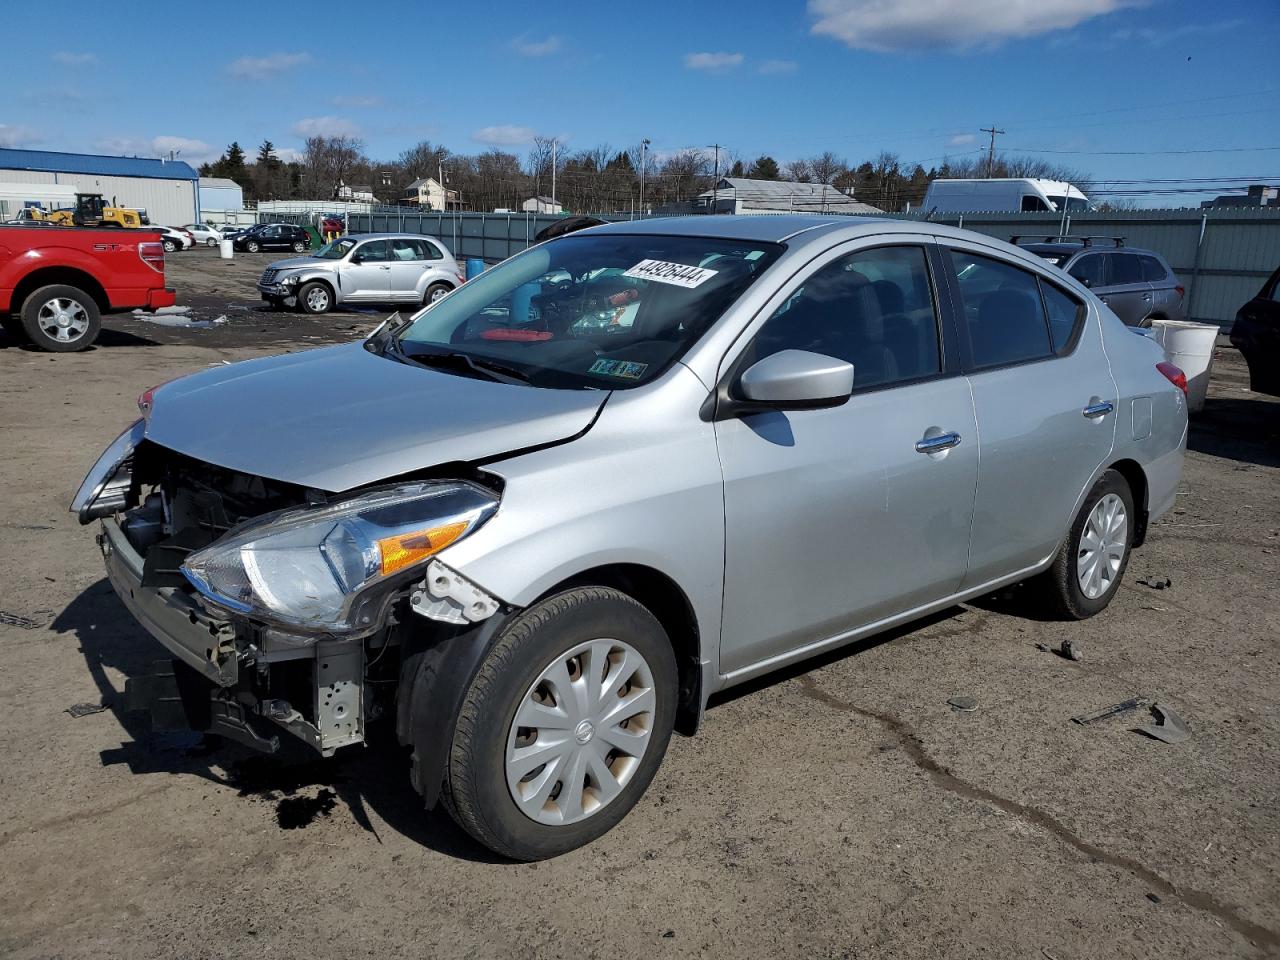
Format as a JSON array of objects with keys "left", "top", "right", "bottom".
[
  {"left": 291, "top": 240, "right": 307, "bottom": 253},
  {"left": 19, "top": 284, "right": 101, "bottom": 352},
  {"left": 206, "top": 237, "right": 218, "bottom": 247},
  {"left": 440, "top": 587, "right": 677, "bottom": 861},
  {"left": 423, "top": 282, "right": 453, "bottom": 306},
  {"left": 162, "top": 238, "right": 177, "bottom": 252},
  {"left": 297, "top": 281, "right": 332, "bottom": 315},
  {"left": 245, "top": 240, "right": 260, "bottom": 253},
  {"left": 1035, "top": 469, "right": 1135, "bottom": 620}
]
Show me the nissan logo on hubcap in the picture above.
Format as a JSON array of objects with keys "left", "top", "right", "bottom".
[{"left": 574, "top": 720, "right": 595, "bottom": 744}]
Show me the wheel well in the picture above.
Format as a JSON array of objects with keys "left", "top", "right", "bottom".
[
  {"left": 1108, "top": 458, "right": 1150, "bottom": 546},
  {"left": 10, "top": 267, "right": 109, "bottom": 314},
  {"left": 542, "top": 564, "right": 703, "bottom": 736},
  {"left": 299, "top": 277, "right": 335, "bottom": 297}
]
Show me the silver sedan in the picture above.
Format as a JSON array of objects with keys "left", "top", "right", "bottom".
[{"left": 74, "top": 215, "right": 1187, "bottom": 860}]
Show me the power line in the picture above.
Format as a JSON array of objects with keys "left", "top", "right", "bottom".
[{"left": 1009, "top": 144, "right": 1280, "bottom": 156}]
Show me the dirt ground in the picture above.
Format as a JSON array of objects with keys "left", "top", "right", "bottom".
[{"left": 0, "top": 248, "right": 1277, "bottom": 959}]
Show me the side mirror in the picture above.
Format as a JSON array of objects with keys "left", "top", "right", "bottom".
[
  {"left": 735, "top": 349, "right": 854, "bottom": 411},
  {"left": 349, "top": 254, "right": 363, "bottom": 264}
]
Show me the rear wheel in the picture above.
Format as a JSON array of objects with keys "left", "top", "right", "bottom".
[
  {"left": 298, "top": 281, "right": 332, "bottom": 314},
  {"left": 1034, "top": 469, "right": 1134, "bottom": 619},
  {"left": 423, "top": 282, "right": 452, "bottom": 306},
  {"left": 20, "top": 284, "right": 101, "bottom": 352},
  {"left": 162, "top": 238, "right": 177, "bottom": 253},
  {"left": 440, "top": 587, "right": 677, "bottom": 861},
  {"left": 292, "top": 240, "right": 307, "bottom": 253}
]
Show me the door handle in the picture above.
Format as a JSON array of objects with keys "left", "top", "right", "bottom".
[
  {"left": 915, "top": 432, "right": 962, "bottom": 454},
  {"left": 1142, "top": 293, "right": 1152, "bottom": 300},
  {"left": 379, "top": 265, "right": 391, "bottom": 270},
  {"left": 1083, "top": 401, "right": 1114, "bottom": 419}
]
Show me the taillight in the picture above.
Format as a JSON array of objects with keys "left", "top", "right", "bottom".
[
  {"left": 1175, "top": 284, "right": 1185, "bottom": 300},
  {"left": 138, "top": 240, "right": 164, "bottom": 273},
  {"left": 1157, "top": 361, "right": 1188, "bottom": 394}
]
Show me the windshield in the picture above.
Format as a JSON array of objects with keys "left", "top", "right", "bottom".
[
  {"left": 313, "top": 237, "right": 358, "bottom": 260},
  {"left": 394, "top": 233, "right": 783, "bottom": 389},
  {"left": 1046, "top": 195, "right": 1091, "bottom": 212}
]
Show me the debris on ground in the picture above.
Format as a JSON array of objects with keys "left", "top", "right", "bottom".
[
  {"left": 1072, "top": 696, "right": 1149, "bottom": 725},
  {"left": 947, "top": 695, "right": 978, "bottom": 712},
  {"left": 1136, "top": 576, "right": 1173, "bottom": 590},
  {"left": 1135, "top": 702, "right": 1191, "bottom": 744},
  {"left": 1146, "top": 893, "right": 1162, "bottom": 904},
  {"left": 1061, "top": 639, "right": 1083, "bottom": 662},
  {"left": 0, "top": 611, "right": 40, "bottom": 629},
  {"left": 66, "top": 701, "right": 109, "bottom": 718}
]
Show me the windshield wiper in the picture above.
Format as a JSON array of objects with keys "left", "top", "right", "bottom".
[{"left": 397, "top": 346, "right": 531, "bottom": 385}]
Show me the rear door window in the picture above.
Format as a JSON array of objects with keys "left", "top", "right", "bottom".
[
  {"left": 1139, "top": 255, "right": 1168, "bottom": 282},
  {"left": 949, "top": 251, "right": 1053, "bottom": 368},
  {"left": 1069, "top": 254, "right": 1106, "bottom": 289},
  {"left": 1040, "top": 281, "right": 1085, "bottom": 354},
  {"left": 1108, "top": 253, "right": 1143, "bottom": 285}
]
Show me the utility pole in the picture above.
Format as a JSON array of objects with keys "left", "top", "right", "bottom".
[
  {"left": 980, "top": 125, "right": 1005, "bottom": 178},
  {"left": 707, "top": 143, "right": 722, "bottom": 213},
  {"left": 639, "top": 138, "right": 650, "bottom": 219},
  {"left": 550, "top": 138, "right": 557, "bottom": 212}
]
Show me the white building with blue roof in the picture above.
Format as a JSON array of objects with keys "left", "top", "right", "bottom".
[{"left": 0, "top": 148, "right": 200, "bottom": 226}]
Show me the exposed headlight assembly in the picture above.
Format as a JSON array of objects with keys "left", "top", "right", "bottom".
[
  {"left": 71, "top": 419, "right": 145, "bottom": 523},
  {"left": 181, "top": 481, "right": 498, "bottom": 634}
]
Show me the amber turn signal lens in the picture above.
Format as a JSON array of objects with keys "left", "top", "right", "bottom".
[{"left": 376, "top": 521, "right": 468, "bottom": 576}]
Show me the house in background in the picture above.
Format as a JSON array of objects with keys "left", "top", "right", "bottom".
[
  {"left": 402, "top": 177, "right": 459, "bottom": 211},
  {"left": 693, "top": 177, "right": 880, "bottom": 215},
  {"left": 522, "top": 195, "right": 563, "bottom": 214},
  {"left": 1201, "top": 184, "right": 1279, "bottom": 209},
  {"left": 335, "top": 182, "right": 377, "bottom": 203}
]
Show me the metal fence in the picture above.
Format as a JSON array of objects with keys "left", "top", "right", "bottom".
[{"left": 345, "top": 206, "right": 1280, "bottom": 327}]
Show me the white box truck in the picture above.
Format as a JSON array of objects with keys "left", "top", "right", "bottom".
[
  {"left": 0, "top": 182, "right": 78, "bottom": 221},
  {"left": 921, "top": 178, "right": 1090, "bottom": 214}
]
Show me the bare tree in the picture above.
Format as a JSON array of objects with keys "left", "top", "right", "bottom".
[
  {"left": 302, "top": 135, "right": 367, "bottom": 198},
  {"left": 808, "top": 151, "right": 845, "bottom": 185},
  {"left": 783, "top": 158, "right": 813, "bottom": 183}
]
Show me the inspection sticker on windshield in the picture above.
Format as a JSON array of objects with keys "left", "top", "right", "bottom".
[
  {"left": 589, "top": 358, "right": 648, "bottom": 380},
  {"left": 623, "top": 259, "right": 718, "bottom": 288}
]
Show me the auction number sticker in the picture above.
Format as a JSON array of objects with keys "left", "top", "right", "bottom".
[
  {"left": 589, "top": 358, "right": 649, "bottom": 380},
  {"left": 623, "top": 259, "right": 718, "bottom": 288}
]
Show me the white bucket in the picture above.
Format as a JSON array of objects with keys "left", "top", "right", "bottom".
[
  {"left": 218, "top": 239, "right": 233, "bottom": 260},
  {"left": 1149, "top": 319, "right": 1218, "bottom": 413}
]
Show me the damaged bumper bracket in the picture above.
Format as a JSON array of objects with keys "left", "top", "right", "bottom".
[{"left": 409, "top": 559, "right": 500, "bottom": 625}]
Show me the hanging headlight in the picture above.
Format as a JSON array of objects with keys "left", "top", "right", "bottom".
[
  {"left": 181, "top": 481, "right": 498, "bottom": 634},
  {"left": 71, "top": 419, "right": 146, "bottom": 523}
]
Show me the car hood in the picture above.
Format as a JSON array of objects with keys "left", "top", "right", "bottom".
[
  {"left": 143, "top": 341, "right": 607, "bottom": 492},
  {"left": 268, "top": 256, "right": 329, "bottom": 271}
]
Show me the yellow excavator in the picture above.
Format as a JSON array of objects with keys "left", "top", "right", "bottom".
[{"left": 22, "top": 193, "right": 142, "bottom": 228}]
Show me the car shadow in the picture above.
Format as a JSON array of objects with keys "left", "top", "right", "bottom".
[
  {"left": 1188, "top": 395, "right": 1280, "bottom": 468},
  {"left": 0, "top": 327, "right": 161, "bottom": 351},
  {"left": 51, "top": 579, "right": 506, "bottom": 864}
]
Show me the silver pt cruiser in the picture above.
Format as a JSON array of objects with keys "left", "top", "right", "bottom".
[{"left": 74, "top": 215, "right": 1187, "bottom": 860}]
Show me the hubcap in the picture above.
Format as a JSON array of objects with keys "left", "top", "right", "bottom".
[
  {"left": 429, "top": 286, "right": 447, "bottom": 302},
  {"left": 306, "top": 288, "right": 329, "bottom": 310},
  {"left": 506, "top": 638, "right": 656, "bottom": 826},
  {"left": 1077, "top": 493, "right": 1128, "bottom": 599},
  {"left": 36, "top": 297, "right": 89, "bottom": 342}
]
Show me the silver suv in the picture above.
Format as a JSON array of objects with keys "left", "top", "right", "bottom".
[
  {"left": 257, "top": 233, "right": 464, "bottom": 314},
  {"left": 1014, "top": 236, "right": 1185, "bottom": 327},
  {"left": 75, "top": 216, "right": 1187, "bottom": 860}
]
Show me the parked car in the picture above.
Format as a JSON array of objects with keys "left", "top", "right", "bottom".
[
  {"left": 0, "top": 224, "right": 175, "bottom": 350},
  {"left": 148, "top": 226, "right": 192, "bottom": 253},
  {"left": 219, "top": 225, "right": 248, "bottom": 239},
  {"left": 234, "top": 223, "right": 310, "bottom": 254},
  {"left": 924, "top": 178, "right": 1091, "bottom": 213},
  {"left": 181, "top": 224, "right": 223, "bottom": 247},
  {"left": 257, "top": 233, "right": 464, "bottom": 313},
  {"left": 1014, "top": 237, "right": 1185, "bottom": 327},
  {"left": 72, "top": 216, "right": 1187, "bottom": 860},
  {"left": 1229, "top": 264, "right": 1280, "bottom": 396}
]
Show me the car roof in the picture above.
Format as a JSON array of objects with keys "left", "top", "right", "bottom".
[
  {"left": 585, "top": 214, "right": 889, "bottom": 244},
  {"left": 1019, "top": 241, "right": 1162, "bottom": 258},
  {"left": 342, "top": 232, "right": 452, "bottom": 243}
]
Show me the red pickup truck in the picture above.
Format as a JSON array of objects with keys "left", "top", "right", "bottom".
[{"left": 0, "top": 225, "right": 176, "bottom": 351}]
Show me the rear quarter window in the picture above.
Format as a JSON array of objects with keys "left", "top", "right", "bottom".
[{"left": 1139, "top": 255, "right": 1168, "bottom": 282}]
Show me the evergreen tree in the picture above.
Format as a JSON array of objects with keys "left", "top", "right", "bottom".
[{"left": 747, "top": 155, "right": 780, "bottom": 180}]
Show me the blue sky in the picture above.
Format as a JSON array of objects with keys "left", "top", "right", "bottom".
[{"left": 4, "top": 0, "right": 1277, "bottom": 205}]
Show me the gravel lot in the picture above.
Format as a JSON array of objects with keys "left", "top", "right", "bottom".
[{"left": 1, "top": 247, "right": 1277, "bottom": 959}]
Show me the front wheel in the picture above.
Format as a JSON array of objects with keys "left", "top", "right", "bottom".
[
  {"left": 297, "top": 281, "right": 332, "bottom": 314},
  {"left": 206, "top": 237, "right": 218, "bottom": 247},
  {"left": 245, "top": 240, "right": 260, "bottom": 253},
  {"left": 1034, "top": 469, "right": 1135, "bottom": 619},
  {"left": 440, "top": 587, "right": 677, "bottom": 861},
  {"left": 20, "top": 284, "right": 101, "bottom": 352}
]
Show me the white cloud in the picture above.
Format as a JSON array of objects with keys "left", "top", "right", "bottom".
[
  {"left": 51, "top": 51, "right": 95, "bottom": 65},
  {"left": 291, "top": 116, "right": 362, "bottom": 138},
  {"left": 275, "top": 147, "right": 304, "bottom": 163},
  {"left": 332, "top": 94, "right": 381, "bottom": 108},
  {"left": 0, "top": 124, "right": 42, "bottom": 148},
  {"left": 758, "top": 59, "right": 799, "bottom": 74},
  {"left": 683, "top": 51, "right": 744, "bottom": 71},
  {"left": 472, "top": 124, "right": 538, "bottom": 146},
  {"left": 511, "top": 34, "right": 562, "bottom": 56},
  {"left": 948, "top": 133, "right": 977, "bottom": 146},
  {"left": 808, "top": 0, "right": 1136, "bottom": 52},
  {"left": 1111, "top": 18, "right": 1245, "bottom": 46},
  {"left": 93, "top": 135, "right": 218, "bottom": 163},
  {"left": 227, "top": 52, "right": 311, "bottom": 80}
]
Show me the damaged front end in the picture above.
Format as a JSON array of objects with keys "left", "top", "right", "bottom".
[{"left": 75, "top": 422, "right": 506, "bottom": 758}]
